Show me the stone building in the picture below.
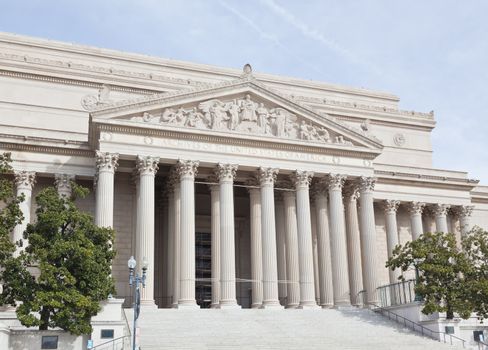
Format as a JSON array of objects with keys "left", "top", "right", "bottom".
[{"left": 1, "top": 33, "right": 487, "bottom": 346}]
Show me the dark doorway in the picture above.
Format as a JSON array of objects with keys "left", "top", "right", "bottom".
[{"left": 196, "top": 232, "right": 212, "bottom": 308}]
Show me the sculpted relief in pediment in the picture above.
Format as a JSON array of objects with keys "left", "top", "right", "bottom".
[{"left": 129, "top": 94, "right": 352, "bottom": 145}]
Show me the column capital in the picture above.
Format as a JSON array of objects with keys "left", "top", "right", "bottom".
[
  {"left": 431, "top": 203, "right": 450, "bottom": 217},
  {"left": 258, "top": 167, "right": 278, "bottom": 186},
  {"left": 324, "top": 173, "right": 346, "bottom": 191},
  {"left": 216, "top": 163, "right": 238, "bottom": 182},
  {"left": 383, "top": 200, "right": 400, "bottom": 214},
  {"left": 452, "top": 205, "right": 474, "bottom": 218},
  {"left": 14, "top": 171, "right": 36, "bottom": 190},
  {"left": 407, "top": 201, "right": 425, "bottom": 215},
  {"left": 54, "top": 173, "right": 75, "bottom": 194},
  {"left": 136, "top": 155, "right": 160, "bottom": 176},
  {"left": 95, "top": 151, "right": 119, "bottom": 173},
  {"left": 357, "top": 176, "right": 376, "bottom": 193},
  {"left": 177, "top": 159, "right": 199, "bottom": 180},
  {"left": 292, "top": 170, "right": 314, "bottom": 190},
  {"left": 343, "top": 182, "right": 360, "bottom": 201}
]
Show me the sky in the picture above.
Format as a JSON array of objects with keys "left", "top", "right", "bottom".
[{"left": 1, "top": 0, "right": 487, "bottom": 184}]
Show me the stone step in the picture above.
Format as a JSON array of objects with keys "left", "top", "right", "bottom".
[{"left": 125, "top": 308, "right": 465, "bottom": 350}]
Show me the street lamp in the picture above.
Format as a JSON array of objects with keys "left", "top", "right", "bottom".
[{"left": 128, "top": 256, "right": 148, "bottom": 350}]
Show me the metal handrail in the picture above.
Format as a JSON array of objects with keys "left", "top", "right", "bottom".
[
  {"left": 368, "top": 302, "right": 467, "bottom": 348},
  {"left": 90, "top": 335, "right": 130, "bottom": 349},
  {"left": 477, "top": 339, "right": 488, "bottom": 350}
]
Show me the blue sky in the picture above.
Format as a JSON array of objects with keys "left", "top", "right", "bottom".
[{"left": 1, "top": 0, "right": 487, "bottom": 184}]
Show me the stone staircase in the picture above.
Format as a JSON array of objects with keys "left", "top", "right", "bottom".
[{"left": 125, "top": 307, "right": 466, "bottom": 350}]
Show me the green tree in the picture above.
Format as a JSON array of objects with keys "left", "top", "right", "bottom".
[
  {"left": 0, "top": 184, "right": 116, "bottom": 335},
  {"left": 462, "top": 227, "right": 488, "bottom": 321},
  {"left": 386, "top": 231, "right": 472, "bottom": 319},
  {"left": 0, "top": 152, "right": 24, "bottom": 265}
]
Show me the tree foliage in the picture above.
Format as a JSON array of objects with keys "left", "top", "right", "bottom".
[
  {"left": 386, "top": 231, "right": 471, "bottom": 319},
  {"left": 462, "top": 227, "right": 488, "bottom": 321},
  {"left": 0, "top": 184, "right": 116, "bottom": 335},
  {"left": 0, "top": 152, "right": 24, "bottom": 264}
]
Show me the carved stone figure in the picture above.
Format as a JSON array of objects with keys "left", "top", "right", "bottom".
[
  {"left": 257, "top": 103, "right": 268, "bottom": 130},
  {"left": 240, "top": 94, "right": 257, "bottom": 122},
  {"left": 227, "top": 101, "right": 240, "bottom": 130},
  {"left": 299, "top": 121, "right": 312, "bottom": 140},
  {"left": 161, "top": 108, "right": 177, "bottom": 123}
]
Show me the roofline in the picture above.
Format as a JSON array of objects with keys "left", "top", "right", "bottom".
[{"left": 0, "top": 31, "right": 400, "bottom": 103}]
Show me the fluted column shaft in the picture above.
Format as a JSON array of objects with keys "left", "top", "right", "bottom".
[
  {"left": 259, "top": 167, "right": 282, "bottom": 308},
  {"left": 136, "top": 155, "right": 160, "bottom": 305},
  {"left": 408, "top": 202, "right": 425, "bottom": 240},
  {"left": 283, "top": 191, "right": 300, "bottom": 308},
  {"left": 383, "top": 200, "right": 401, "bottom": 284},
  {"left": 311, "top": 206, "right": 320, "bottom": 303},
  {"left": 54, "top": 174, "right": 74, "bottom": 198},
  {"left": 433, "top": 204, "right": 450, "bottom": 233},
  {"left": 314, "top": 186, "right": 334, "bottom": 308},
  {"left": 217, "top": 164, "right": 239, "bottom": 308},
  {"left": 172, "top": 180, "right": 181, "bottom": 307},
  {"left": 209, "top": 184, "right": 221, "bottom": 308},
  {"left": 177, "top": 160, "right": 199, "bottom": 308},
  {"left": 275, "top": 196, "right": 287, "bottom": 305},
  {"left": 95, "top": 152, "right": 119, "bottom": 228},
  {"left": 293, "top": 171, "right": 318, "bottom": 308},
  {"left": 344, "top": 185, "right": 363, "bottom": 306},
  {"left": 13, "top": 171, "right": 36, "bottom": 253},
  {"left": 357, "top": 177, "right": 380, "bottom": 305},
  {"left": 249, "top": 187, "right": 263, "bottom": 308},
  {"left": 165, "top": 187, "right": 175, "bottom": 308},
  {"left": 326, "top": 174, "right": 350, "bottom": 306}
]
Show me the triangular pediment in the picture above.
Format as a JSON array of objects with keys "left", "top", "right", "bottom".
[{"left": 90, "top": 76, "right": 383, "bottom": 151}]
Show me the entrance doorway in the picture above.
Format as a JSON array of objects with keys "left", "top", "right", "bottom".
[{"left": 196, "top": 232, "right": 212, "bottom": 308}]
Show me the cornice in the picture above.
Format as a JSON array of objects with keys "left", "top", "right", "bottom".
[
  {"left": 0, "top": 133, "right": 93, "bottom": 157},
  {"left": 94, "top": 120, "right": 380, "bottom": 160},
  {"left": 375, "top": 169, "right": 479, "bottom": 190},
  {"left": 0, "top": 32, "right": 399, "bottom": 102}
]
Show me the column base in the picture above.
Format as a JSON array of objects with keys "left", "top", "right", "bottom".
[
  {"left": 298, "top": 302, "right": 320, "bottom": 309},
  {"left": 175, "top": 302, "right": 200, "bottom": 310},
  {"left": 218, "top": 303, "right": 241, "bottom": 309},
  {"left": 210, "top": 303, "right": 220, "bottom": 309},
  {"left": 320, "top": 304, "right": 334, "bottom": 309},
  {"left": 285, "top": 304, "right": 299, "bottom": 309},
  {"left": 251, "top": 303, "right": 262, "bottom": 309},
  {"left": 261, "top": 302, "right": 284, "bottom": 309},
  {"left": 140, "top": 300, "right": 158, "bottom": 309}
]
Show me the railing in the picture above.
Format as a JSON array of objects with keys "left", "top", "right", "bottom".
[
  {"left": 90, "top": 335, "right": 130, "bottom": 350},
  {"left": 377, "top": 279, "right": 418, "bottom": 307},
  {"left": 369, "top": 302, "right": 467, "bottom": 348},
  {"left": 477, "top": 339, "right": 488, "bottom": 350}
]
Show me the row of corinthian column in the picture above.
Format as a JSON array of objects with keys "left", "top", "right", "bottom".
[{"left": 8, "top": 150, "right": 475, "bottom": 310}]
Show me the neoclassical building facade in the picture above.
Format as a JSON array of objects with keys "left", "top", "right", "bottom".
[{"left": 1, "top": 32, "right": 487, "bottom": 311}]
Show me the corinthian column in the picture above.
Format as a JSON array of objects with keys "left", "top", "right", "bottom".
[
  {"left": 432, "top": 204, "right": 450, "bottom": 233},
  {"left": 54, "top": 174, "right": 75, "bottom": 198},
  {"left": 407, "top": 202, "right": 425, "bottom": 240},
  {"left": 95, "top": 151, "right": 119, "bottom": 228},
  {"left": 343, "top": 183, "right": 363, "bottom": 306},
  {"left": 171, "top": 169, "right": 181, "bottom": 308},
  {"left": 275, "top": 193, "right": 287, "bottom": 305},
  {"left": 248, "top": 180, "right": 263, "bottom": 309},
  {"left": 456, "top": 205, "right": 474, "bottom": 236},
  {"left": 283, "top": 189, "right": 300, "bottom": 308},
  {"left": 177, "top": 159, "right": 199, "bottom": 308},
  {"left": 292, "top": 171, "right": 318, "bottom": 308},
  {"left": 313, "top": 181, "right": 334, "bottom": 308},
  {"left": 135, "top": 155, "right": 160, "bottom": 305},
  {"left": 383, "top": 200, "right": 401, "bottom": 284},
  {"left": 325, "top": 174, "right": 350, "bottom": 306},
  {"left": 12, "top": 171, "right": 36, "bottom": 253},
  {"left": 259, "top": 167, "right": 282, "bottom": 308},
  {"left": 216, "top": 163, "right": 239, "bottom": 308},
  {"left": 357, "top": 176, "right": 379, "bottom": 305},
  {"left": 209, "top": 181, "right": 221, "bottom": 308}
]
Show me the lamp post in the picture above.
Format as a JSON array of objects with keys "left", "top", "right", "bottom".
[{"left": 128, "top": 256, "right": 148, "bottom": 350}]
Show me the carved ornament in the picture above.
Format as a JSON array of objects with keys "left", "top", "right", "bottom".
[
  {"left": 14, "top": 171, "right": 36, "bottom": 189},
  {"left": 136, "top": 155, "right": 160, "bottom": 176},
  {"left": 258, "top": 167, "right": 279, "bottom": 186},
  {"left": 176, "top": 159, "right": 199, "bottom": 179},
  {"left": 95, "top": 151, "right": 119, "bottom": 173},
  {"left": 383, "top": 200, "right": 400, "bottom": 214}
]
